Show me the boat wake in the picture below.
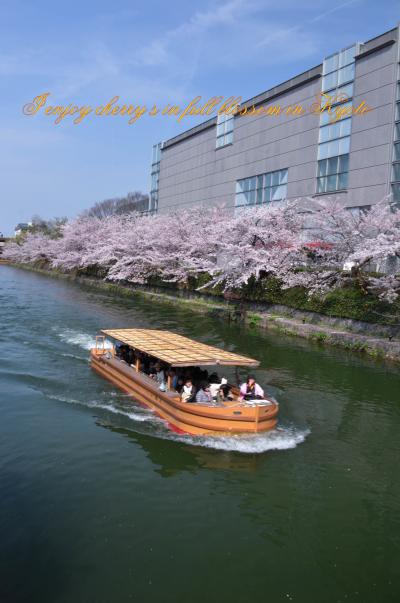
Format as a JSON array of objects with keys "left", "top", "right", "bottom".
[
  {"left": 47, "top": 393, "right": 160, "bottom": 425},
  {"left": 48, "top": 392, "right": 309, "bottom": 454},
  {"left": 60, "top": 352, "right": 88, "bottom": 362},
  {"left": 55, "top": 328, "right": 112, "bottom": 351},
  {"left": 168, "top": 426, "right": 310, "bottom": 454}
]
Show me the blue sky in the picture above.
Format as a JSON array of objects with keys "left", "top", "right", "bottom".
[{"left": 0, "top": 0, "right": 399, "bottom": 235}]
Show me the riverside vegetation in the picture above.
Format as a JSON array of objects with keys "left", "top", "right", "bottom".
[{"left": 5, "top": 199, "right": 400, "bottom": 358}]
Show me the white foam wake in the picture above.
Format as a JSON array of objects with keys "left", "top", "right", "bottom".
[
  {"left": 48, "top": 391, "right": 309, "bottom": 454},
  {"left": 56, "top": 329, "right": 113, "bottom": 351},
  {"left": 169, "top": 426, "right": 310, "bottom": 454},
  {"left": 47, "top": 394, "right": 160, "bottom": 424}
]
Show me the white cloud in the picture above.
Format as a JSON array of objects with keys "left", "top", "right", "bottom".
[{"left": 0, "top": 0, "right": 364, "bottom": 105}]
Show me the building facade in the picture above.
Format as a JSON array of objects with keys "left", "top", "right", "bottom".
[{"left": 149, "top": 26, "right": 400, "bottom": 215}]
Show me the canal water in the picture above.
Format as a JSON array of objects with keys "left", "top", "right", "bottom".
[{"left": 1, "top": 266, "right": 399, "bottom": 603}]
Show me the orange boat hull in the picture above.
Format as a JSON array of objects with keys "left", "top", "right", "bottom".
[{"left": 90, "top": 350, "right": 278, "bottom": 436}]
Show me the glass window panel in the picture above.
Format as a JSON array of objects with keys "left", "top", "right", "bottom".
[
  {"left": 341, "top": 118, "right": 352, "bottom": 137},
  {"left": 264, "top": 173, "right": 272, "bottom": 187},
  {"left": 322, "top": 71, "right": 338, "bottom": 92},
  {"left": 235, "top": 193, "right": 247, "bottom": 207},
  {"left": 317, "top": 154, "right": 349, "bottom": 193},
  {"left": 318, "top": 143, "right": 329, "bottom": 160},
  {"left": 319, "top": 124, "right": 331, "bottom": 143},
  {"left": 151, "top": 174, "right": 158, "bottom": 190},
  {"left": 334, "top": 83, "right": 353, "bottom": 102},
  {"left": 327, "top": 174, "right": 338, "bottom": 191},
  {"left": 397, "top": 82, "right": 400, "bottom": 101},
  {"left": 271, "top": 171, "right": 280, "bottom": 185},
  {"left": 392, "top": 183, "right": 400, "bottom": 202},
  {"left": 320, "top": 102, "right": 351, "bottom": 126},
  {"left": 338, "top": 63, "right": 355, "bottom": 85},
  {"left": 337, "top": 172, "right": 348, "bottom": 189},
  {"left": 327, "top": 156, "right": 339, "bottom": 176},
  {"left": 317, "top": 177, "right": 326, "bottom": 194},
  {"left": 338, "top": 136, "right": 350, "bottom": 155},
  {"left": 317, "top": 159, "right": 327, "bottom": 177},
  {"left": 264, "top": 187, "right": 272, "bottom": 202},
  {"left": 270, "top": 186, "right": 279, "bottom": 200},
  {"left": 280, "top": 169, "right": 288, "bottom": 184},
  {"left": 338, "top": 154, "right": 349, "bottom": 173},
  {"left": 392, "top": 163, "right": 400, "bottom": 182},
  {"left": 242, "top": 178, "right": 250, "bottom": 192},
  {"left": 323, "top": 54, "right": 339, "bottom": 75},
  {"left": 271, "top": 185, "right": 286, "bottom": 201},
  {"left": 226, "top": 116, "right": 234, "bottom": 132},
  {"left": 216, "top": 113, "right": 234, "bottom": 147},
  {"left": 236, "top": 170, "right": 288, "bottom": 204},
  {"left": 279, "top": 185, "right": 287, "bottom": 200},
  {"left": 394, "top": 142, "right": 400, "bottom": 162},
  {"left": 322, "top": 139, "right": 339, "bottom": 158},
  {"left": 339, "top": 46, "right": 356, "bottom": 68},
  {"left": 335, "top": 101, "right": 352, "bottom": 122},
  {"left": 395, "top": 123, "right": 400, "bottom": 141},
  {"left": 319, "top": 110, "right": 331, "bottom": 127},
  {"left": 319, "top": 119, "right": 350, "bottom": 143},
  {"left": 396, "top": 102, "right": 400, "bottom": 122},
  {"left": 152, "top": 143, "right": 161, "bottom": 164}
]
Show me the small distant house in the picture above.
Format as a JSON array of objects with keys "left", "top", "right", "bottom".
[{"left": 0, "top": 233, "right": 5, "bottom": 255}]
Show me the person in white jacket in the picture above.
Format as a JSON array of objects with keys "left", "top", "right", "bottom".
[{"left": 209, "top": 377, "right": 228, "bottom": 400}]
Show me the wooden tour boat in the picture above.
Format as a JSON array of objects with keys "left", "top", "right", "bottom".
[{"left": 90, "top": 329, "right": 279, "bottom": 436}]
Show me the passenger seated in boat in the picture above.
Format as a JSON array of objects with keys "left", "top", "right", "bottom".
[
  {"left": 127, "top": 347, "right": 136, "bottom": 366},
  {"left": 136, "top": 352, "right": 148, "bottom": 373},
  {"left": 175, "top": 376, "right": 184, "bottom": 393},
  {"left": 195, "top": 382, "right": 212, "bottom": 403},
  {"left": 181, "top": 379, "right": 196, "bottom": 403},
  {"left": 152, "top": 362, "right": 166, "bottom": 385},
  {"left": 240, "top": 375, "right": 264, "bottom": 400},
  {"left": 209, "top": 375, "right": 225, "bottom": 400},
  {"left": 166, "top": 368, "right": 176, "bottom": 389},
  {"left": 116, "top": 344, "right": 124, "bottom": 359}
]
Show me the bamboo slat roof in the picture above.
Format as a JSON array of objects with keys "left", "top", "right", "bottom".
[{"left": 101, "top": 328, "right": 260, "bottom": 367}]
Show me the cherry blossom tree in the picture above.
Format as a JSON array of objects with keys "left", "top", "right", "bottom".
[{"left": 4, "top": 198, "right": 399, "bottom": 303}]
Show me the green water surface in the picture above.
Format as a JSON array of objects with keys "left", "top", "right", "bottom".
[{"left": 0, "top": 267, "right": 399, "bottom": 603}]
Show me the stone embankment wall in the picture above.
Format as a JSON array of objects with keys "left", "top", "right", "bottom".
[{"left": 7, "top": 264, "right": 400, "bottom": 364}]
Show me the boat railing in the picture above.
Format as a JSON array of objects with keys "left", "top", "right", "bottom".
[{"left": 94, "top": 335, "right": 114, "bottom": 356}]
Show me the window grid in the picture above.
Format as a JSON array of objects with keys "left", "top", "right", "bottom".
[
  {"left": 391, "top": 74, "right": 400, "bottom": 204},
  {"left": 317, "top": 154, "right": 349, "bottom": 194},
  {"left": 317, "top": 45, "right": 357, "bottom": 193},
  {"left": 235, "top": 169, "right": 288, "bottom": 207},
  {"left": 150, "top": 142, "right": 162, "bottom": 212},
  {"left": 216, "top": 113, "right": 234, "bottom": 148}
]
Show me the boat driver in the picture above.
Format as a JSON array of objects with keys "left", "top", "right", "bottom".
[{"left": 240, "top": 375, "right": 264, "bottom": 401}]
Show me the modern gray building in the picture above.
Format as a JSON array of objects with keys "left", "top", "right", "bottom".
[{"left": 150, "top": 26, "right": 400, "bottom": 214}]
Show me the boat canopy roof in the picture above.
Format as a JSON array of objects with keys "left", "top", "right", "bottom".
[{"left": 101, "top": 328, "right": 260, "bottom": 368}]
